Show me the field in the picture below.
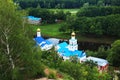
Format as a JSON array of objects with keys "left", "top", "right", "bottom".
[
  {"left": 31, "top": 23, "right": 71, "bottom": 39},
  {"left": 48, "top": 9, "right": 80, "bottom": 15},
  {"left": 32, "top": 23, "right": 63, "bottom": 37},
  {"left": 31, "top": 23, "right": 116, "bottom": 44}
]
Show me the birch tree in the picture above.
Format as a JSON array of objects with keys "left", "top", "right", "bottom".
[{"left": 0, "top": 0, "right": 42, "bottom": 79}]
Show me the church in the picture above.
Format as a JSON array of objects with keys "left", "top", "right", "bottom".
[
  {"left": 34, "top": 28, "right": 53, "bottom": 51},
  {"left": 56, "top": 32, "right": 86, "bottom": 62}
]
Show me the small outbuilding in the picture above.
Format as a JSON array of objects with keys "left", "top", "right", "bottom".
[
  {"left": 27, "top": 16, "right": 42, "bottom": 24},
  {"left": 86, "top": 56, "right": 109, "bottom": 71}
]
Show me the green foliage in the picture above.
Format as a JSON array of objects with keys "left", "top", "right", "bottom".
[
  {"left": 59, "top": 23, "right": 68, "bottom": 32},
  {"left": 97, "top": 45, "right": 109, "bottom": 59},
  {"left": 62, "top": 14, "right": 120, "bottom": 37},
  {"left": 28, "top": 8, "right": 67, "bottom": 23},
  {"left": 59, "top": 61, "right": 85, "bottom": 80},
  {"left": 70, "top": 56, "right": 79, "bottom": 63},
  {"left": 0, "top": 52, "right": 12, "bottom": 80},
  {"left": 49, "top": 9, "right": 79, "bottom": 16},
  {"left": 77, "top": 6, "right": 120, "bottom": 17},
  {"left": 48, "top": 72, "right": 56, "bottom": 79},
  {"left": 84, "top": 60, "right": 97, "bottom": 69},
  {"left": 86, "top": 50, "right": 97, "bottom": 57},
  {"left": 29, "top": 8, "right": 56, "bottom": 23},
  {"left": 41, "top": 48, "right": 63, "bottom": 69},
  {"left": 62, "top": 73, "right": 74, "bottom": 80},
  {"left": 107, "top": 40, "right": 120, "bottom": 67},
  {"left": 98, "top": 72, "right": 112, "bottom": 80},
  {"left": 86, "top": 45, "right": 109, "bottom": 59},
  {"left": 14, "top": 0, "right": 120, "bottom": 9},
  {"left": 58, "top": 60, "right": 111, "bottom": 80},
  {"left": 0, "top": 0, "right": 43, "bottom": 79},
  {"left": 55, "top": 10, "right": 66, "bottom": 20}
]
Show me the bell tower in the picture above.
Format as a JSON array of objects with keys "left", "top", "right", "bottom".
[
  {"left": 68, "top": 32, "right": 78, "bottom": 51},
  {"left": 37, "top": 28, "right": 41, "bottom": 37}
]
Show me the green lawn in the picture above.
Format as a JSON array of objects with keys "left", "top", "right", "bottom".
[
  {"left": 31, "top": 23, "right": 117, "bottom": 44},
  {"left": 31, "top": 23, "right": 69, "bottom": 38}
]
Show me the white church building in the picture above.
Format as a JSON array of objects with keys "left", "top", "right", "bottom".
[
  {"left": 34, "top": 28, "right": 53, "bottom": 51},
  {"left": 56, "top": 32, "right": 86, "bottom": 62},
  {"left": 56, "top": 32, "right": 109, "bottom": 71}
]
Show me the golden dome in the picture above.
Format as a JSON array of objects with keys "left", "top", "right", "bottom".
[
  {"left": 71, "top": 32, "right": 75, "bottom": 36},
  {"left": 37, "top": 28, "right": 41, "bottom": 32}
]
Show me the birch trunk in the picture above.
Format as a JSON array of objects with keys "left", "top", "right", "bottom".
[{"left": 2, "top": 28, "right": 15, "bottom": 69}]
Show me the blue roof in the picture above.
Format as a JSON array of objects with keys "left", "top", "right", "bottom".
[
  {"left": 58, "top": 42, "right": 68, "bottom": 48},
  {"left": 57, "top": 42, "right": 86, "bottom": 58},
  {"left": 34, "top": 37, "right": 44, "bottom": 44},
  {"left": 34, "top": 37, "right": 52, "bottom": 47},
  {"left": 28, "top": 16, "right": 41, "bottom": 21}
]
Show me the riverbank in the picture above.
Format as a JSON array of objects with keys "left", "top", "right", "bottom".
[{"left": 31, "top": 23, "right": 118, "bottom": 44}]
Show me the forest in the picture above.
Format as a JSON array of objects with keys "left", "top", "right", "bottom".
[
  {"left": 14, "top": 0, "right": 120, "bottom": 9},
  {"left": 0, "top": 0, "right": 120, "bottom": 80}
]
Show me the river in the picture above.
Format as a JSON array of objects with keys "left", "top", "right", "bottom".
[{"left": 47, "top": 37, "right": 111, "bottom": 51}]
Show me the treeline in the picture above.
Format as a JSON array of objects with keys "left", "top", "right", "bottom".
[
  {"left": 14, "top": 0, "right": 120, "bottom": 9},
  {"left": 59, "top": 6, "right": 120, "bottom": 37},
  {"left": 77, "top": 6, "right": 120, "bottom": 17},
  {"left": 28, "top": 8, "right": 70, "bottom": 23},
  {"left": 60, "top": 14, "right": 120, "bottom": 37}
]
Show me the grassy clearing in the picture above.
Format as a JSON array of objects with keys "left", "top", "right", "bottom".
[
  {"left": 31, "top": 22, "right": 69, "bottom": 38},
  {"left": 48, "top": 8, "right": 80, "bottom": 15},
  {"left": 31, "top": 23, "right": 116, "bottom": 44}
]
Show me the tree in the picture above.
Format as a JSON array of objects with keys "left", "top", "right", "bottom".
[
  {"left": 77, "top": 6, "right": 120, "bottom": 17},
  {"left": 36, "top": 3, "right": 41, "bottom": 8},
  {"left": 97, "top": 0, "right": 104, "bottom": 6},
  {"left": 96, "top": 45, "right": 109, "bottom": 59},
  {"left": 70, "top": 56, "right": 78, "bottom": 63},
  {"left": 59, "top": 61, "right": 86, "bottom": 80},
  {"left": 41, "top": 48, "right": 62, "bottom": 69},
  {"left": 84, "top": 60, "right": 97, "bottom": 69},
  {"left": 59, "top": 23, "right": 68, "bottom": 32},
  {"left": 83, "top": 2, "right": 90, "bottom": 8},
  {"left": 59, "top": 60, "right": 111, "bottom": 80},
  {"left": 107, "top": 40, "right": 120, "bottom": 67},
  {"left": 55, "top": 4, "right": 61, "bottom": 9},
  {"left": 29, "top": 8, "right": 56, "bottom": 23},
  {"left": 14, "top": 0, "right": 120, "bottom": 9},
  {"left": 55, "top": 10, "right": 66, "bottom": 20},
  {"left": 0, "top": 0, "right": 42, "bottom": 79}
]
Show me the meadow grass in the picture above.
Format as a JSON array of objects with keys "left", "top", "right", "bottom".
[{"left": 31, "top": 23, "right": 69, "bottom": 38}]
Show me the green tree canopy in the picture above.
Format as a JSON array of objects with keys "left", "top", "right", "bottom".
[
  {"left": 108, "top": 40, "right": 120, "bottom": 67},
  {"left": 0, "top": 0, "right": 42, "bottom": 79}
]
